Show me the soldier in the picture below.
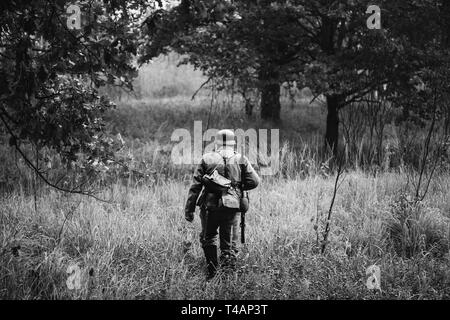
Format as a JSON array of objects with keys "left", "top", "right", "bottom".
[{"left": 185, "top": 129, "right": 260, "bottom": 280}]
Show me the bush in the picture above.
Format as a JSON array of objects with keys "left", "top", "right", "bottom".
[{"left": 386, "top": 194, "right": 450, "bottom": 258}]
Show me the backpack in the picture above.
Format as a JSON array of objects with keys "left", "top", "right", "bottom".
[{"left": 201, "top": 153, "right": 245, "bottom": 211}]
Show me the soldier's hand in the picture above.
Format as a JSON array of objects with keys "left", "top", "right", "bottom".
[{"left": 185, "top": 211, "right": 194, "bottom": 222}]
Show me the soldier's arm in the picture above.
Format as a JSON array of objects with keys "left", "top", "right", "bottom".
[
  {"left": 241, "top": 156, "right": 260, "bottom": 191},
  {"left": 185, "top": 159, "right": 205, "bottom": 214}
]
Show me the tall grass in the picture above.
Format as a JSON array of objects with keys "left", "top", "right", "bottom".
[
  {"left": 1, "top": 171, "right": 450, "bottom": 299},
  {"left": 1, "top": 92, "right": 450, "bottom": 299}
]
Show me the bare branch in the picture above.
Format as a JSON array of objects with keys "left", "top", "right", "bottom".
[
  {"left": 191, "top": 76, "right": 212, "bottom": 101},
  {"left": 0, "top": 111, "right": 112, "bottom": 203},
  {"left": 321, "top": 160, "right": 345, "bottom": 254}
]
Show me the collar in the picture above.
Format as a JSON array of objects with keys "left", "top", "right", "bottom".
[{"left": 215, "top": 146, "right": 235, "bottom": 158}]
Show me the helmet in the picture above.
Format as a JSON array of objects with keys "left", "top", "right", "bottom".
[{"left": 215, "top": 129, "right": 236, "bottom": 146}]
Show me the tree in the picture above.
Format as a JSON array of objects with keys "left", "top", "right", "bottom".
[
  {"left": 274, "top": 0, "right": 448, "bottom": 154},
  {"left": 141, "top": 0, "right": 450, "bottom": 156},
  {"left": 0, "top": 0, "right": 153, "bottom": 197},
  {"left": 140, "top": 0, "right": 309, "bottom": 122},
  {"left": 291, "top": 0, "right": 406, "bottom": 153}
]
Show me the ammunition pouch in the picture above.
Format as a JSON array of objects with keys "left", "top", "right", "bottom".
[
  {"left": 202, "top": 170, "right": 231, "bottom": 193},
  {"left": 221, "top": 187, "right": 241, "bottom": 210},
  {"left": 200, "top": 154, "right": 251, "bottom": 213},
  {"left": 239, "top": 191, "right": 249, "bottom": 213}
]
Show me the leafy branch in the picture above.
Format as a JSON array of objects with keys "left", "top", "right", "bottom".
[{"left": 0, "top": 110, "right": 111, "bottom": 203}]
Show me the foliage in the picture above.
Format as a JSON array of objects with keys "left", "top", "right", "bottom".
[
  {"left": 0, "top": 0, "right": 153, "bottom": 196},
  {"left": 2, "top": 169, "right": 450, "bottom": 299},
  {"left": 140, "top": 0, "right": 450, "bottom": 151},
  {"left": 388, "top": 193, "right": 450, "bottom": 258}
]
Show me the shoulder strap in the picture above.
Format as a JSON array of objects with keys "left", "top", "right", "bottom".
[
  {"left": 217, "top": 151, "right": 241, "bottom": 188},
  {"left": 240, "top": 155, "right": 245, "bottom": 190},
  {"left": 207, "top": 151, "right": 223, "bottom": 174},
  {"left": 222, "top": 155, "right": 229, "bottom": 179}
]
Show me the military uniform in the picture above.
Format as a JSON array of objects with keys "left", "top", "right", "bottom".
[{"left": 185, "top": 130, "right": 260, "bottom": 279}]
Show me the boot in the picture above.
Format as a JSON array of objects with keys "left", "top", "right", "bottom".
[
  {"left": 220, "top": 253, "right": 236, "bottom": 271},
  {"left": 203, "top": 245, "right": 218, "bottom": 280}
]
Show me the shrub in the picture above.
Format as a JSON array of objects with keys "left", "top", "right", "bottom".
[{"left": 386, "top": 194, "right": 450, "bottom": 258}]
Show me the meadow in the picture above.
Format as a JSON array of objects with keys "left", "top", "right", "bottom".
[{"left": 1, "top": 57, "right": 450, "bottom": 300}]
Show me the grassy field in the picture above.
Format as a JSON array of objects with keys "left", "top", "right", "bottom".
[{"left": 1, "top": 90, "right": 450, "bottom": 299}]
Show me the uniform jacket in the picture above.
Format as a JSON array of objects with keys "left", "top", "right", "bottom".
[{"left": 185, "top": 147, "right": 260, "bottom": 214}]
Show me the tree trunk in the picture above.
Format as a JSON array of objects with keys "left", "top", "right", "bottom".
[
  {"left": 443, "top": 0, "right": 450, "bottom": 47},
  {"left": 244, "top": 99, "right": 254, "bottom": 117},
  {"left": 445, "top": 104, "right": 450, "bottom": 136},
  {"left": 260, "top": 82, "right": 281, "bottom": 121},
  {"left": 325, "top": 95, "right": 341, "bottom": 155},
  {"left": 259, "top": 65, "right": 281, "bottom": 121}
]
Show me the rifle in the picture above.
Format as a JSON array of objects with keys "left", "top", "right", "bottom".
[
  {"left": 221, "top": 153, "right": 248, "bottom": 244},
  {"left": 240, "top": 162, "right": 248, "bottom": 244},
  {"left": 240, "top": 203, "right": 246, "bottom": 244}
]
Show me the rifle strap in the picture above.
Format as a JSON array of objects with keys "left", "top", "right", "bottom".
[
  {"left": 240, "top": 155, "right": 246, "bottom": 244},
  {"left": 240, "top": 155, "right": 246, "bottom": 197}
]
